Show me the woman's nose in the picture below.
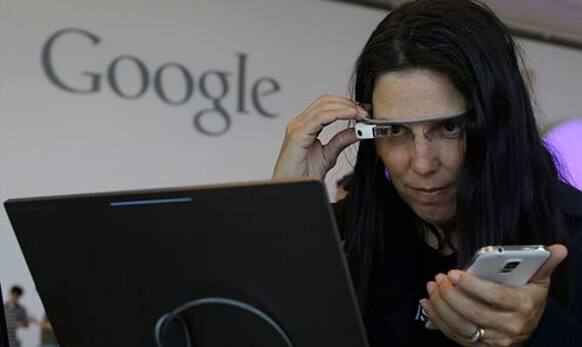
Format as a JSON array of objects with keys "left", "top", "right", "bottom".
[{"left": 409, "top": 135, "right": 440, "bottom": 176}]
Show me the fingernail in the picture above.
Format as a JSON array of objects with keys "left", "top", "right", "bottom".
[
  {"left": 448, "top": 270, "right": 462, "bottom": 284},
  {"left": 356, "top": 106, "right": 368, "bottom": 116},
  {"left": 426, "top": 281, "right": 435, "bottom": 294},
  {"left": 435, "top": 273, "right": 445, "bottom": 283}
]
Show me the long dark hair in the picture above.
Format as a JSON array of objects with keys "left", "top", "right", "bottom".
[{"left": 345, "top": 0, "right": 570, "bottom": 310}]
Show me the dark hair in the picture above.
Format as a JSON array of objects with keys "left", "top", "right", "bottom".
[
  {"left": 337, "top": 173, "right": 354, "bottom": 192},
  {"left": 10, "top": 285, "right": 24, "bottom": 297},
  {"left": 345, "top": 0, "right": 569, "bottom": 310}
]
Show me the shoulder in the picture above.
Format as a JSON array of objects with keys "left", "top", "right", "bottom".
[
  {"left": 557, "top": 182, "right": 582, "bottom": 241},
  {"left": 557, "top": 182, "right": 582, "bottom": 265},
  {"left": 555, "top": 182, "right": 582, "bottom": 337},
  {"left": 557, "top": 181, "right": 582, "bottom": 218}
]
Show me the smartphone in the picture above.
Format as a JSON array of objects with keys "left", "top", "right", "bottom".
[
  {"left": 423, "top": 245, "right": 551, "bottom": 330},
  {"left": 466, "top": 245, "right": 551, "bottom": 287}
]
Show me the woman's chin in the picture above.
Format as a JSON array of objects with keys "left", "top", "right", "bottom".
[{"left": 413, "top": 206, "right": 456, "bottom": 226}]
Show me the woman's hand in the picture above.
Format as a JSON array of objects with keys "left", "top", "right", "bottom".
[
  {"left": 272, "top": 95, "right": 368, "bottom": 180},
  {"left": 420, "top": 244, "right": 568, "bottom": 347}
]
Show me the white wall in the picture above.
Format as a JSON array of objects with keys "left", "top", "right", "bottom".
[
  {"left": 1, "top": 1, "right": 581, "bottom": 346},
  {"left": 520, "top": 39, "right": 582, "bottom": 128}
]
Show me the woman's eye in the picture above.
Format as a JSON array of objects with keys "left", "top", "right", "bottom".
[
  {"left": 388, "top": 125, "right": 404, "bottom": 136},
  {"left": 441, "top": 121, "right": 462, "bottom": 134}
]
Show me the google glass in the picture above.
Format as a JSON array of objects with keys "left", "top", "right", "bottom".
[{"left": 354, "top": 110, "right": 470, "bottom": 140}]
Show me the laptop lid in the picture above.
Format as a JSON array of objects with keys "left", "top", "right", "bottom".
[
  {"left": 0, "top": 281, "right": 9, "bottom": 347},
  {"left": 5, "top": 180, "right": 368, "bottom": 347}
]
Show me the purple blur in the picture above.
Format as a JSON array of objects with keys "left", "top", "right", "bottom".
[{"left": 545, "top": 119, "right": 582, "bottom": 190}]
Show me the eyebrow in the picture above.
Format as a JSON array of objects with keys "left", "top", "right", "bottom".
[{"left": 361, "top": 110, "right": 469, "bottom": 125}]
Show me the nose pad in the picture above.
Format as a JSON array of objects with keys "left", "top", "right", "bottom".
[{"left": 422, "top": 127, "right": 435, "bottom": 142}]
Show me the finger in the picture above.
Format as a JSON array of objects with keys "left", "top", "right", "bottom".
[
  {"left": 420, "top": 297, "right": 459, "bottom": 341},
  {"left": 303, "top": 96, "right": 367, "bottom": 119},
  {"left": 307, "top": 104, "right": 369, "bottom": 126},
  {"left": 529, "top": 244, "right": 568, "bottom": 283},
  {"left": 423, "top": 295, "right": 505, "bottom": 347},
  {"left": 313, "top": 94, "right": 364, "bottom": 108},
  {"left": 321, "top": 127, "right": 359, "bottom": 164},
  {"left": 301, "top": 108, "right": 365, "bottom": 137},
  {"left": 420, "top": 297, "right": 444, "bottom": 330},
  {"left": 449, "top": 270, "right": 524, "bottom": 311},
  {"left": 441, "top": 271, "right": 513, "bottom": 328},
  {"left": 430, "top": 275, "right": 482, "bottom": 339},
  {"left": 305, "top": 102, "right": 366, "bottom": 116}
]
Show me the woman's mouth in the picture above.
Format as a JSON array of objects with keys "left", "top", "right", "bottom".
[{"left": 412, "top": 185, "right": 451, "bottom": 200}]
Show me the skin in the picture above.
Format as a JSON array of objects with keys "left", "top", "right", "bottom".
[
  {"left": 273, "top": 69, "right": 567, "bottom": 347},
  {"left": 372, "top": 69, "right": 466, "bottom": 228},
  {"left": 336, "top": 186, "right": 349, "bottom": 202},
  {"left": 8, "top": 293, "right": 20, "bottom": 306}
]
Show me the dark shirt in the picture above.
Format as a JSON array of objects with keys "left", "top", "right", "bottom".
[
  {"left": 364, "top": 238, "right": 461, "bottom": 347},
  {"left": 333, "top": 182, "right": 582, "bottom": 346}
]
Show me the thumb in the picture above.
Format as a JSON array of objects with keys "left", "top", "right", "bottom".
[{"left": 529, "top": 244, "right": 568, "bottom": 283}]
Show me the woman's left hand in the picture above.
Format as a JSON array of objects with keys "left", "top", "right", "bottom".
[{"left": 420, "top": 244, "right": 568, "bottom": 347}]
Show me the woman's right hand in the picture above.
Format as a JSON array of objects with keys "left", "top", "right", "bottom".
[{"left": 272, "top": 95, "right": 368, "bottom": 180}]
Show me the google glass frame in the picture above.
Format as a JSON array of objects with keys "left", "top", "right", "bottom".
[{"left": 354, "top": 110, "right": 470, "bottom": 140}]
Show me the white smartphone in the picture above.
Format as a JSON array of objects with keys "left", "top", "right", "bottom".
[{"left": 466, "top": 245, "right": 551, "bottom": 287}]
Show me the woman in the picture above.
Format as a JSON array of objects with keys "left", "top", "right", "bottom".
[{"left": 273, "top": 0, "right": 582, "bottom": 346}]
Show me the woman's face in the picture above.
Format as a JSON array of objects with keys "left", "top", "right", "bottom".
[{"left": 372, "top": 69, "right": 467, "bottom": 226}]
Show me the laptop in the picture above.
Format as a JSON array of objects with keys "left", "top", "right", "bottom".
[
  {"left": 5, "top": 180, "right": 369, "bottom": 347},
  {"left": 0, "top": 281, "right": 9, "bottom": 347}
]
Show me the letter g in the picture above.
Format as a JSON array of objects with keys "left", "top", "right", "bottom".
[{"left": 41, "top": 28, "right": 101, "bottom": 93}]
